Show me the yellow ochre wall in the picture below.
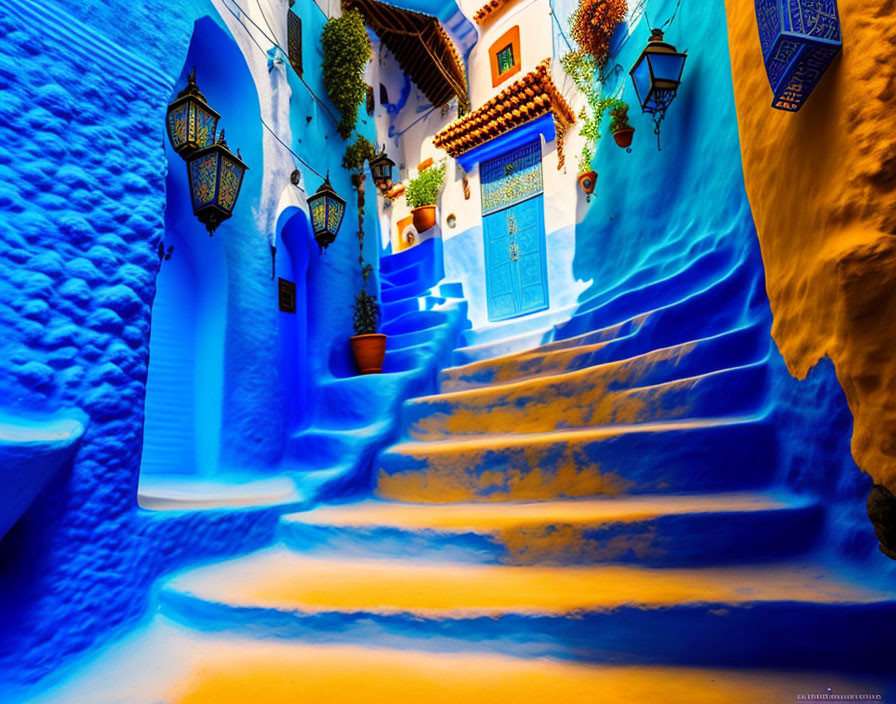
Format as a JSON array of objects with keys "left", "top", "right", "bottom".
[{"left": 724, "top": 1, "right": 896, "bottom": 493}]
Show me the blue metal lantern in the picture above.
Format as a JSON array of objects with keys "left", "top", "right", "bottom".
[
  {"left": 754, "top": 0, "right": 842, "bottom": 112},
  {"left": 630, "top": 29, "right": 687, "bottom": 149},
  {"left": 166, "top": 68, "right": 220, "bottom": 159},
  {"left": 306, "top": 174, "right": 347, "bottom": 253},
  {"left": 186, "top": 130, "right": 249, "bottom": 236}
]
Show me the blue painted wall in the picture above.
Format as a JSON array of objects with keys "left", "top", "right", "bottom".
[
  {"left": 0, "top": 0, "right": 383, "bottom": 694},
  {"left": 564, "top": 0, "right": 876, "bottom": 561}
]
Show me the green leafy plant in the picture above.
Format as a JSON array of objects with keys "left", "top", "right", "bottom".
[
  {"left": 345, "top": 140, "right": 380, "bottom": 336},
  {"left": 353, "top": 268, "right": 380, "bottom": 335},
  {"left": 607, "top": 99, "right": 631, "bottom": 132},
  {"left": 562, "top": 51, "right": 615, "bottom": 172},
  {"left": 405, "top": 163, "right": 445, "bottom": 209},
  {"left": 322, "top": 8, "right": 371, "bottom": 140},
  {"left": 343, "top": 135, "right": 376, "bottom": 172}
]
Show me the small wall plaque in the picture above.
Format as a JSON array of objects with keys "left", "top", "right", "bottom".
[
  {"left": 754, "top": 0, "right": 842, "bottom": 112},
  {"left": 278, "top": 277, "right": 296, "bottom": 313}
]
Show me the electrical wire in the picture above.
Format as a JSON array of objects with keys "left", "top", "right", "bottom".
[
  {"left": 548, "top": 0, "right": 574, "bottom": 55},
  {"left": 255, "top": 0, "right": 279, "bottom": 44},
  {"left": 660, "top": 0, "right": 684, "bottom": 30},
  {"left": 220, "top": 0, "right": 341, "bottom": 129},
  {"left": 215, "top": 0, "right": 336, "bottom": 183},
  {"left": 261, "top": 117, "right": 325, "bottom": 181}
]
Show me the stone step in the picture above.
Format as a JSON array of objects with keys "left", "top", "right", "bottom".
[
  {"left": 380, "top": 278, "right": 433, "bottom": 304},
  {"left": 451, "top": 248, "right": 739, "bottom": 366},
  {"left": 441, "top": 258, "right": 761, "bottom": 391},
  {"left": 39, "top": 623, "right": 893, "bottom": 704},
  {"left": 159, "top": 548, "right": 896, "bottom": 670},
  {"left": 375, "top": 416, "right": 775, "bottom": 502},
  {"left": 278, "top": 491, "right": 822, "bottom": 566},
  {"left": 405, "top": 330, "right": 769, "bottom": 440},
  {"left": 380, "top": 236, "right": 441, "bottom": 276}
]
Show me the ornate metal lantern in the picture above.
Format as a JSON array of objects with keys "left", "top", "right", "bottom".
[
  {"left": 629, "top": 29, "right": 687, "bottom": 149},
  {"left": 754, "top": 0, "right": 842, "bottom": 112},
  {"left": 306, "top": 174, "right": 346, "bottom": 253},
  {"left": 186, "top": 130, "right": 249, "bottom": 236},
  {"left": 166, "top": 68, "right": 221, "bottom": 159},
  {"left": 368, "top": 146, "right": 395, "bottom": 193}
]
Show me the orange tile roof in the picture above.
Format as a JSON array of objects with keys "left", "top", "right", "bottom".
[
  {"left": 473, "top": 0, "right": 514, "bottom": 25},
  {"left": 433, "top": 60, "right": 576, "bottom": 159}
]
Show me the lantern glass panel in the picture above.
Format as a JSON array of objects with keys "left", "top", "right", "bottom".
[
  {"left": 647, "top": 53, "right": 686, "bottom": 85},
  {"left": 189, "top": 152, "right": 220, "bottom": 209},
  {"left": 310, "top": 196, "right": 328, "bottom": 234},
  {"left": 191, "top": 102, "right": 218, "bottom": 151},
  {"left": 327, "top": 197, "right": 346, "bottom": 234},
  {"left": 167, "top": 103, "right": 190, "bottom": 152},
  {"left": 631, "top": 58, "right": 653, "bottom": 108},
  {"left": 219, "top": 154, "right": 246, "bottom": 214}
]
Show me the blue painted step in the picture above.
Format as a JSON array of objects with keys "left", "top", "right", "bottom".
[
  {"left": 277, "top": 491, "right": 823, "bottom": 567},
  {"left": 404, "top": 361, "right": 770, "bottom": 441},
  {"left": 444, "top": 260, "right": 762, "bottom": 389},
  {"left": 158, "top": 549, "right": 896, "bottom": 671},
  {"left": 375, "top": 416, "right": 776, "bottom": 502}
]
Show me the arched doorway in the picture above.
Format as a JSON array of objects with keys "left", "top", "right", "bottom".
[
  {"left": 275, "top": 206, "right": 314, "bottom": 434},
  {"left": 140, "top": 15, "right": 261, "bottom": 488}
]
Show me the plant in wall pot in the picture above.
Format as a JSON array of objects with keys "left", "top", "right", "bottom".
[
  {"left": 405, "top": 162, "right": 445, "bottom": 234},
  {"left": 344, "top": 136, "right": 386, "bottom": 374},
  {"left": 562, "top": 51, "right": 614, "bottom": 198},
  {"left": 608, "top": 99, "right": 635, "bottom": 148}
]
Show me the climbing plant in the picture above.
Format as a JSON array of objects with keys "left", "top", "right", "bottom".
[
  {"left": 570, "top": 0, "right": 628, "bottom": 69},
  {"left": 561, "top": 51, "right": 616, "bottom": 173},
  {"left": 322, "top": 8, "right": 371, "bottom": 140},
  {"left": 343, "top": 136, "right": 380, "bottom": 335},
  {"left": 342, "top": 134, "right": 376, "bottom": 172}
]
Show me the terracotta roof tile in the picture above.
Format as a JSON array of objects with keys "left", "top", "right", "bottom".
[
  {"left": 433, "top": 60, "right": 575, "bottom": 158},
  {"left": 473, "top": 0, "right": 514, "bottom": 25}
]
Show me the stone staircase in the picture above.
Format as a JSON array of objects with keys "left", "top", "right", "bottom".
[
  {"left": 156, "top": 247, "right": 896, "bottom": 677},
  {"left": 281, "top": 237, "right": 471, "bottom": 501}
]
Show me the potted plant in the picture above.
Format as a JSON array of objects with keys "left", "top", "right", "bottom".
[
  {"left": 405, "top": 162, "right": 445, "bottom": 233},
  {"left": 343, "top": 136, "right": 386, "bottom": 373},
  {"left": 608, "top": 99, "right": 635, "bottom": 148},
  {"left": 351, "top": 264, "right": 386, "bottom": 374}
]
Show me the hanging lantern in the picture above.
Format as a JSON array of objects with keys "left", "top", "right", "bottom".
[
  {"left": 629, "top": 29, "right": 687, "bottom": 150},
  {"left": 166, "top": 68, "right": 221, "bottom": 159},
  {"left": 368, "top": 146, "right": 395, "bottom": 193},
  {"left": 306, "top": 174, "right": 346, "bottom": 253},
  {"left": 186, "top": 130, "right": 249, "bottom": 236}
]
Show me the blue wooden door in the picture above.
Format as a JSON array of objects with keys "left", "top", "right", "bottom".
[{"left": 481, "top": 141, "right": 549, "bottom": 322}]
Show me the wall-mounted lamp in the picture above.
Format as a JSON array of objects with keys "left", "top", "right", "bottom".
[
  {"left": 166, "top": 67, "right": 220, "bottom": 159},
  {"left": 630, "top": 29, "right": 687, "bottom": 150},
  {"left": 368, "top": 146, "right": 395, "bottom": 194},
  {"left": 186, "top": 130, "right": 249, "bottom": 236},
  {"left": 306, "top": 173, "right": 346, "bottom": 253}
]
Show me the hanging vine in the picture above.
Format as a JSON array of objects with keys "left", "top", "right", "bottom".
[
  {"left": 344, "top": 137, "right": 380, "bottom": 335},
  {"left": 322, "top": 8, "right": 372, "bottom": 140}
]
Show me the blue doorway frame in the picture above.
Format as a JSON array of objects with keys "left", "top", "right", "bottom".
[{"left": 480, "top": 140, "right": 549, "bottom": 322}]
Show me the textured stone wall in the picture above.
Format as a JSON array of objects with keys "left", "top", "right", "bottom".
[
  {"left": 724, "top": 0, "right": 896, "bottom": 494},
  {"left": 0, "top": 0, "right": 304, "bottom": 691}
]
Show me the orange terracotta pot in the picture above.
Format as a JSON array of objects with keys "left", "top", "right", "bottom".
[
  {"left": 350, "top": 333, "right": 387, "bottom": 374},
  {"left": 577, "top": 170, "right": 597, "bottom": 195},
  {"left": 613, "top": 126, "right": 635, "bottom": 148},
  {"left": 411, "top": 205, "right": 437, "bottom": 233}
]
